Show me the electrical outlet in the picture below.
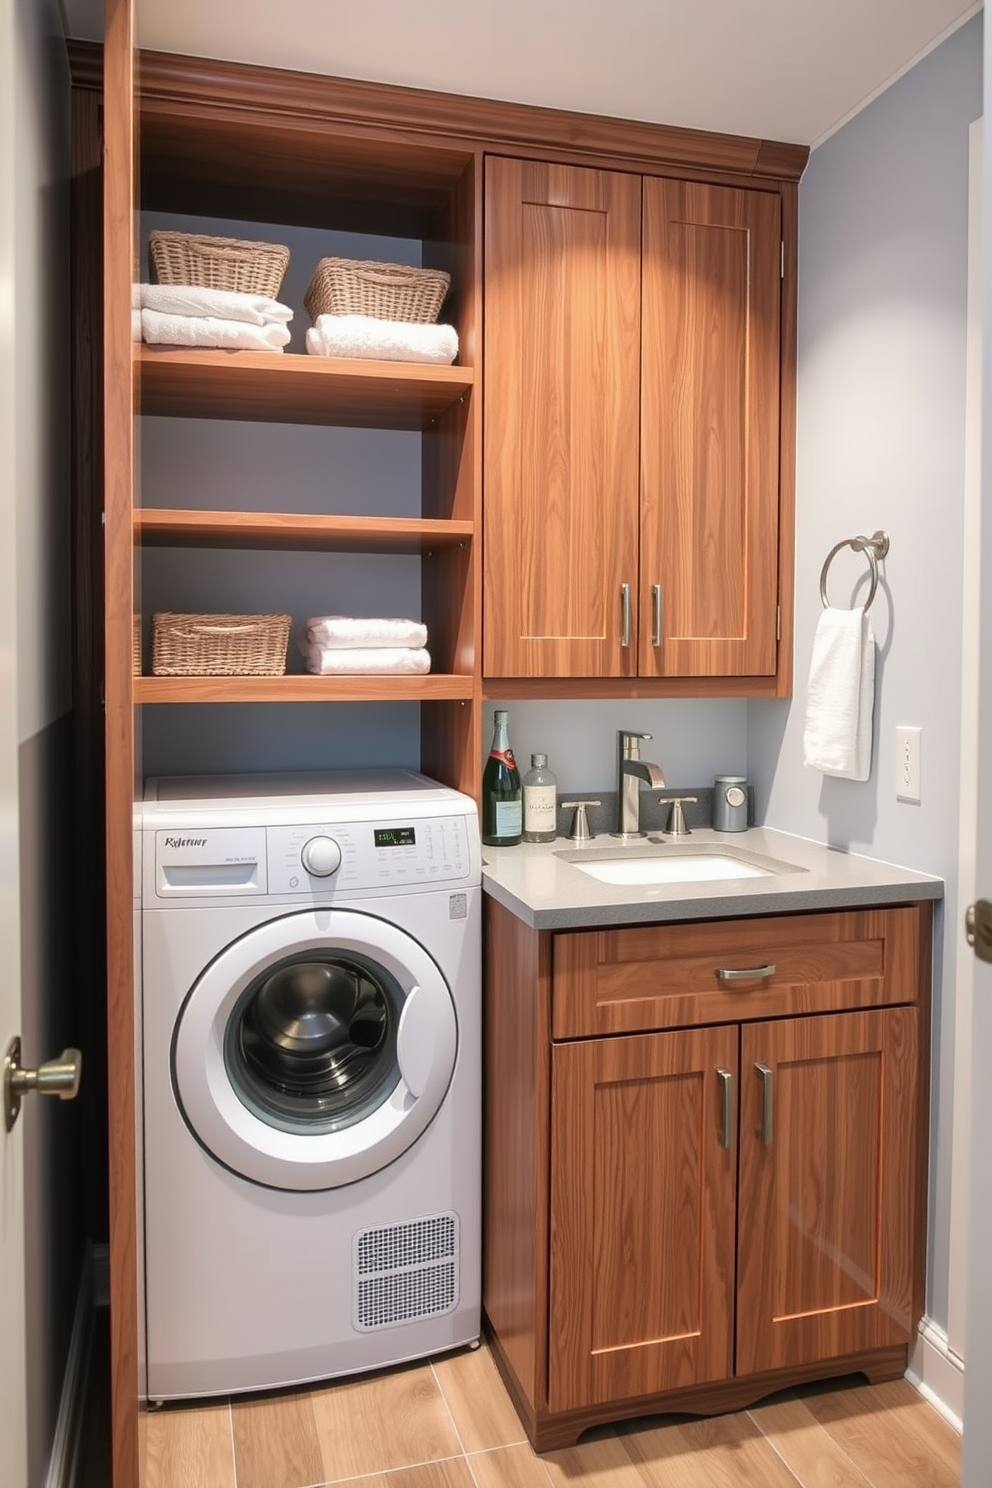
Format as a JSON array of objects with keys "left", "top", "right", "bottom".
[{"left": 895, "top": 726, "right": 922, "bottom": 803}]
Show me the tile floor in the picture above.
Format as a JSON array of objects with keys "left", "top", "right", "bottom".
[{"left": 140, "top": 1338, "right": 962, "bottom": 1488}]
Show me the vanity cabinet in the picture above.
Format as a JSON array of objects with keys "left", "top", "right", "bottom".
[
  {"left": 483, "top": 158, "right": 787, "bottom": 691},
  {"left": 482, "top": 899, "right": 931, "bottom": 1449}
]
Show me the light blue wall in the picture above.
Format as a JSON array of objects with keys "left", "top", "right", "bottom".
[{"left": 748, "top": 14, "right": 982, "bottom": 1332}]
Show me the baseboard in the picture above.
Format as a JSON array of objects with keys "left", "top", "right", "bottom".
[
  {"left": 45, "top": 1240, "right": 106, "bottom": 1488},
  {"left": 906, "top": 1317, "right": 964, "bottom": 1433}
]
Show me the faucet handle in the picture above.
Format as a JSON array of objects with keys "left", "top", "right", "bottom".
[
  {"left": 618, "top": 729, "right": 652, "bottom": 757},
  {"left": 660, "top": 795, "right": 698, "bottom": 837},
  {"left": 560, "top": 800, "right": 601, "bottom": 842}
]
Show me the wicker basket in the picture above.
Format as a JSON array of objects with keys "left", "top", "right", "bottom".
[
  {"left": 305, "top": 258, "right": 451, "bottom": 325},
  {"left": 151, "top": 613, "right": 292, "bottom": 677},
  {"left": 148, "top": 231, "right": 290, "bottom": 299}
]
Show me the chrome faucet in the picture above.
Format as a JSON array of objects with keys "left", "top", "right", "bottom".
[{"left": 615, "top": 730, "right": 666, "bottom": 837}]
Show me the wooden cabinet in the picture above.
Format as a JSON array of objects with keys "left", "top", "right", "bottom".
[
  {"left": 549, "top": 1023, "right": 738, "bottom": 1412},
  {"left": 86, "top": 21, "right": 806, "bottom": 1478},
  {"left": 482, "top": 159, "right": 641, "bottom": 680},
  {"left": 483, "top": 158, "right": 791, "bottom": 693},
  {"left": 737, "top": 1007, "right": 918, "bottom": 1375},
  {"left": 482, "top": 899, "right": 931, "bottom": 1450}
]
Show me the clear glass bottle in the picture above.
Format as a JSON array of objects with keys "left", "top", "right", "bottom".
[
  {"left": 522, "top": 753, "right": 558, "bottom": 842},
  {"left": 481, "top": 709, "right": 522, "bottom": 846}
]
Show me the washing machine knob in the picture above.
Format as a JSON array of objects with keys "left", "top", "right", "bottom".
[{"left": 301, "top": 836, "right": 342, "bottom": 878}]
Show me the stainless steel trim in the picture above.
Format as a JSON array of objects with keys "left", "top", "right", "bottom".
[
  {"left": 620, "top": 583, "right": 631, "bottom": 648},
  {"left": 819, "top": 530, "right": 890, "bottom": 612},
  {"left": 717, "top": 1067, "right": 734, "bottom": 1150},
  {"left": 756, "top": 1063, "right": 773, "bottom": 1145},
  {"left": 716, "top": 963, "right": 777, "bottom": 984}
]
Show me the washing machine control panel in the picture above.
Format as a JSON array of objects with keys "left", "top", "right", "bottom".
[{"left": 268, "top": 814, "right": 473, "bottom": 894}]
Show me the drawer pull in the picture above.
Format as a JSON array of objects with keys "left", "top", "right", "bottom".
[
  {"left": 620, "top": 583, "right": 632, "bottom": 649},
  {"left": 756, "top": 1063, "right": 774, "bottom": 1145},
  {"left": 716, "top": 963, "right": 777, "bottom": 984},
  {"left": 651, "top": 583, "right": 663, "bottom": 646},
  {"left": 716, "top": 1067, "right": 734, "bottom": 1150}
]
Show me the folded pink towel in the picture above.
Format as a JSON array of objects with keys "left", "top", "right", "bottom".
[
  {"left": 305, "top": 616, "right": 428, "bottom": 650},
  {"left": 304, "top": 645, "right": 431, "bottom": 676}
]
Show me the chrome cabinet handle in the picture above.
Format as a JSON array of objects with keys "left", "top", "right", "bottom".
[
  {"left": 620, "top": 583, "right": 631, "bottom": 648},
  {"left": 716, "top": 1067, "right": 734, "bottom": 1150},
  {"left": 755, "top": 1063, "right": 773, "bottom": 1145},
  {"left": 651, "top": 583, "right": 663, "bottom": 646},
  {"left": 716, "top": 963, "right": 777, "bottom": 984}
]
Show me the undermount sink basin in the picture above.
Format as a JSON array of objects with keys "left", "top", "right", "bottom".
[{"left": 556, "top": 842, "right": 806, "bottom": 887}]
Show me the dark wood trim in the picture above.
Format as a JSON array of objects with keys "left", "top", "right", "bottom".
[
  {"left": 66, "top": 38, "right": 102, "bottom": 91},
  {"left": 512, "top": 1344, "right": 911, "bottom": 1452},
  {"left": 776, "top": 178, "right": 799, "bottom": 698},
  {"left": 133, "top": 47, "right": 809, "bottom": 183},
  {"left": 912, "top": 902, "right": 934, "bottom": 1325},
  {"left": 482, "top": 675, "right": 788, "bottom": 700}
]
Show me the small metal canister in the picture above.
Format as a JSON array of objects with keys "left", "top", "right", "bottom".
[{"left": 713, "top": 775, "right": 748, "bottom": 832}]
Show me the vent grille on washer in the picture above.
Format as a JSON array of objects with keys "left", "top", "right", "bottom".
[{"left": 352, "top": 1213, "right": 459, "bottom": 1331}]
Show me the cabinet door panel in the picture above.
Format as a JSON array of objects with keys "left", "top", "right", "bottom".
[
  {"left": 737, "top": 1008, "right": 918, "bottom": 1374},
  {"left": 484, "top": 157, "right": 641, "bottom": 677},
  {"left": 640, "top": 179, "right": 781, "bottom": 677},
  {"left": 549, "top": 1025, "right": 737, "bottom": 1412}
]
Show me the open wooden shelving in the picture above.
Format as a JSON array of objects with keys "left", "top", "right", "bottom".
[
  {"left": 134, "top": 673, "right": 475, "bottom": 703},
  {"left": 135, "top": 509, "right": 474, "bottom": 552},
  {"left": 137, "top": 347, "right": 474, "bottom": 428}
]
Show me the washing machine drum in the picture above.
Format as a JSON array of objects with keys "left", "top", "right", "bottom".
[{"left": 172, "top": 909, "right": 457, "bottom": 1191}]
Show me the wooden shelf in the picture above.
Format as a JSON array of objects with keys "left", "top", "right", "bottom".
[
  {"left": 137, "top": 347, "right": 474, "bottom": 429},
  {"left": 134, "top": 673, "right": 475, "bottom": 703},
  {"left": 135, "top": 508, "right": 474, "bottom": 552}
]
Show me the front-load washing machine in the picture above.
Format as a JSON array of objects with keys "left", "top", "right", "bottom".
[{"left": 139, "top": 769, "right": 482, "bottom": 1401}]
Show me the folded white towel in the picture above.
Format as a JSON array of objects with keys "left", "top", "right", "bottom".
[
  {"left": 135, "top": 282, "right": 293, "bottom": 326},
  {"left": 803, "top": 607, "right": 875, "bottom": 781},
  {"left": 305, "top": 314, "right": 458, "bottom": 366},
  {"left": 305, "top": 616, "right": 428, "bottom": 650},
  {"left": 304, "top": 644, "right": 432, "bottom": 676},
  {"left": 140, "top": 309, "right": 291, "bottom": 352}
]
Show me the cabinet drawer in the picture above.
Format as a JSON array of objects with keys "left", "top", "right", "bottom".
[{"left": 551, "top": 907, "right": 923, "bottom": 1039}]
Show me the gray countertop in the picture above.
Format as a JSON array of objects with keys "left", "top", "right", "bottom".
[{"left": 481, "top": 826, "right": 944, "bottom": 930}]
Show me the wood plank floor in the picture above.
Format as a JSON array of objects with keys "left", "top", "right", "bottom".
[{"left": 140, "top": 1341, "right": 961, "bottom": 1488}]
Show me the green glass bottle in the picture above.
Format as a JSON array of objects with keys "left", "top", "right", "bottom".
[{"left": 481, "top": 709, "right": 522, "bottom": 846}]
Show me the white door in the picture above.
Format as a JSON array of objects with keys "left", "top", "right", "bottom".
[
  {"left": 961, "top": 80, "right": 992, "bottom": 1484},
  {"left": 0, "top": 0, "right": 29, "bottom": 1475}
]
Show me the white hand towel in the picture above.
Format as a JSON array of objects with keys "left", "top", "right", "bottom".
[
  {"left": 305, "top": 314, "right": 458, "bottom": 366},
  {"left": 136, "top": 282, "right": 294, "bottom": 326},
  {"left": 305, "top": 616, "right": 428, "bottom": 650},
  {"left": 803, "top": 606, "right": 875, "bottom": 781},
  {"left": 304, "top": 644, "right": 431, "bottom": 676},
  {"left": 141, "top": 309, "right": 291, "bottom": 352}
]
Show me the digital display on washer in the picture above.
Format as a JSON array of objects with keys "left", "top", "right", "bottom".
[{"left": 373, "top": 826, "right": 416, "bottom": 848}]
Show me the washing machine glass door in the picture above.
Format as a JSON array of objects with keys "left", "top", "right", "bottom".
[{"left": 172, "top": 909, "right": 457, "bottom": 1191}]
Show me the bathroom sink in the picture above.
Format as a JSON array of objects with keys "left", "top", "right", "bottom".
[{"left": 556, "top": 843, "right": 805, "bottom": 887}]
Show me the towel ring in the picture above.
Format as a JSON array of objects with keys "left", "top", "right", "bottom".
[{"left": 819, "top": 530, "right": 890, "bottom": 612}]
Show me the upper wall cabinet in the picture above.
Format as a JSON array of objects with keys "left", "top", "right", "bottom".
[{"left": 483, "top": 156, "right": 793, "bottom": 696}]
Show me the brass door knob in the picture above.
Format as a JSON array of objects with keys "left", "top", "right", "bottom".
[
  {"left": 966, "top": 899, "right": 992, "bottom": 964},
  {"left": 4, "top": 1036, "right": 82, "bottom": 1132}
]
